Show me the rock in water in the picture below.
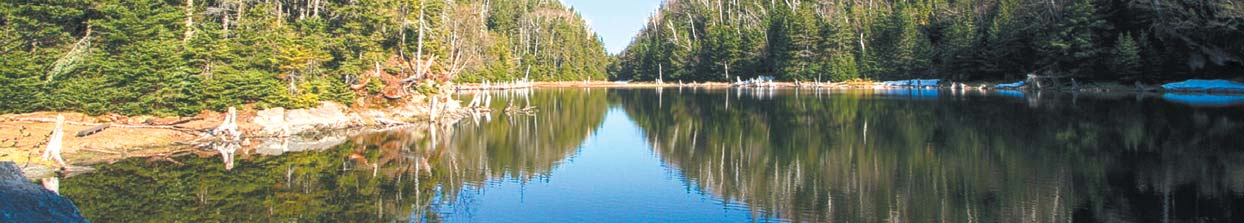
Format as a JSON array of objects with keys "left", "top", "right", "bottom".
[
  {"left": 0, "top": 162, "right": 88, "bottom": 223},
  {"left": 253, "top": 102, "right": 352, "bottom": 137}
]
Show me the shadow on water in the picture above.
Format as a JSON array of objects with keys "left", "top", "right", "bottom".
[
  {"left": 55, "top": 88, "right": 1244, "bottom": 222},
  {"left": 58, "top": 88, "right": 607, "bottom": 222},
  {"left": 612, "top": 88, "right": 1244, "bottom": 222}
]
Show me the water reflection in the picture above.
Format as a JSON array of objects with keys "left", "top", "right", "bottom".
[
  {"left": 613, "top": 88, "right": 1244, "bottom": 222},
  {"left": 56, "top": 88, "right": 1244, "bottom": 222},
  {"left": 1162, "top": 93, "right": 1244, "bottom": 107},
  {"left": 59, "top": 89, "right": 607, "bottom": 222}
]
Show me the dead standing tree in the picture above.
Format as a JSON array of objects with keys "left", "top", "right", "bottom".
[
  {"left": 399, "top": 0, "right": 479, "bottom": 84},
  {"left": 42, "top": 115, "right": 66, "bottom": 168}
]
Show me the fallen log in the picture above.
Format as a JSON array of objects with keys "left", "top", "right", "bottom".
[
  {"left": 14, "top": 118, "right": 206, "bottom": 134},
  {"left": 143, "top": 117, "right": 202, "bottom": 126},
  {"left": 74, "top": 124, "right": 109, "bottom": 137},
  {"left": 77, "top": 147, "right": 121, "bottom": 155},
  {"left": 373, "top": 118, "right": 410, "bottom": 127}
]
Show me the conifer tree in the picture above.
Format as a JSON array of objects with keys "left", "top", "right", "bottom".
[{"left": 1111, "top": 33, "right": 1142, "bottom": 78}]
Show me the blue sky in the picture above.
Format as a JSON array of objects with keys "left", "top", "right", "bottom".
[{"left": 562, "top": 0, "right": 664, "bottom": 54}]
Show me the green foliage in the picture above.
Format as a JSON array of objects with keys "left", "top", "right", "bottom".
[
  {"left": 203, "top": 70, "right": 292, "bottom": 111},
  {"left": 1111, "top": 33, "right": 1142, "bottom": 78},
  {"left": 770, "top": 6, "right": 822, "bottom": 80},
  {"left": 455, "top": 0, "right": 609, "bottom": 82},
  {"left": 825, "top": 53, "right": 859, "bottom": 81},
  {"left": 0, "top": 0, "right": 605, "bottom": 116},
  {"left": 1040, "top": 0, "right": 1110, "bottom": 74},
  {"left": 869, "top": 7, "right": 934, "bottom": 80},
  {"left": 614, "top": 0, "right": 1244, "bottom": 82}
]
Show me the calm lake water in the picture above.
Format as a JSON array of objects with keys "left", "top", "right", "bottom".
[{"left": 59, "top": 88, "right": 1244, "bottom": 222}]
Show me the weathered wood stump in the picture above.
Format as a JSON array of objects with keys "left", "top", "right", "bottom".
[{"left": 42, "top": 115, "right": 66, "bottom": 167}]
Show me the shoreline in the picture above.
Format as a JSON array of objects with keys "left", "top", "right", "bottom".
[
  {"left": 457, "top": 79, "right": 1244, "bottom": 94},
  {"left": 1, "top": 96, "right": 469, "bottom": 178},
  {"left": 4, "top": 80, "right": 1240, "bottom": 178}
]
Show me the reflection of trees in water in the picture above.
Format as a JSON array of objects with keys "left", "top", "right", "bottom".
[
  {"left": 60, "top": 89, "right": 608, "bottom": 222},
  {"left": 615, "top": 89, "right": 1244, "bottom": 222},
  {"left": 450, "top": 88, "right": 609, "bottom": 183}
]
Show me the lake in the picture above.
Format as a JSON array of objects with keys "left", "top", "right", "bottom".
[{"left": 59, "top": 87, "right": 1244, "bottom": 222}]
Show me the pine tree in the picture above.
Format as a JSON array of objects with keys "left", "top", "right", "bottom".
[
  {"left": 1041, "top": 0, "right": 1109, "bottom": 76},
  {"left": 1111, "top": 33, "right": 1142, "bottom": 78},
  {"left": 938, "top": 14, "right": 977, "bottom": 80},
  {"left": 0, "top": 0, "right": 609, "bottom": 115},
  {"left": 817, "top": 13, "right": 859, "bottom": 81},
  {"left": 702, "top": 24, "right": 742, "bottom": 81}
]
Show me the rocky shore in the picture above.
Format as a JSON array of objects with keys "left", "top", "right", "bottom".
[{"left": 0, "top": 94, "right": 467, "bottom": 178}]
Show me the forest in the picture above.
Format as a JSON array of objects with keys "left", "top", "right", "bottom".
[
  {"left": 612, "top": 0, "right": 1243, "bottom": 82},
  {"left": 0, "top": 0, "right": 609, "bottom": 116}
]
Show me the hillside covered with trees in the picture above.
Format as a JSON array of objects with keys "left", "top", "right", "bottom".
[
  {"left": 0, "top": 0, "right": 608, "bottom": 116},
  {"left": 612, "top": 0, "right": 1243, "bottom": 82}
]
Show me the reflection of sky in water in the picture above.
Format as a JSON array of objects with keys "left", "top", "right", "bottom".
[
  {"left": 994, "top": 90, "right": 1025, "bottom": 99},
  {"left": 875, "top": 88, "right": 940, "bottom": 99},
  {"left": 1162, "top": 93, "right": 1244, "bottom": 106},
  {"left": 430, "top": 107, "right": 765, "bottom": 222}
]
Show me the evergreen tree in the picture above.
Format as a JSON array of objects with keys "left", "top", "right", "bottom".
[
  {"left": 1040, "top": 0, "right": 1110, "bottom": 76},
  {"left": 770, "top": 6, "right": 820, "bottom": 80},
  {"left": 0, "top": 0, "right": 608, "bottom": 115},
  {"left": 816, "top": 12, "right": 859, "bottom": 81},
  {"left": 701, "top": 24, "right": 742, "bottom": 81},
  {"left": 616, "top": 0, "right": 1242, "bottom": 82},
  {"left": 1111, "top": 33, "right": 1142, "bottom": 78}
]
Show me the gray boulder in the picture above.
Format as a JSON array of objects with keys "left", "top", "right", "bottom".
[{"left": 0, "top": 162, "right": 88, "bottom": 223}]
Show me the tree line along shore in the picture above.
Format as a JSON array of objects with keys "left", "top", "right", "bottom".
[
  {"left": 3, "top": 0, "right": 1242, "bottom": 118},
  {"left": 612, "top": 0, "right": 1243, "bottom": 84},
  {"left": 1, "top": 0, "right": 609, "bottom": 117}
]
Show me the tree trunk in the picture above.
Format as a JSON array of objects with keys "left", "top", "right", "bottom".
[
  {"left": 183, "top": 0, "right": 194, "bottom": 42},
  {"left": 212, "top": 107, "right": 240, "bottom": 141},
  {"left": 416, "top": 1, "right": 426, "bottom": 80},
  {"left": 235, "top": 2, "right": 245, "bottom": 29},
  {"left": 307, "top": 0, "right": 315, "bottom": 17},
  {"left": 276, "top": 0, "right": 283, "bottom": 27},
  {"left": 222, "top": 14, "right": 230, "bottom": 37},
  {"left": 688, "top": 16, "right": 697, "bottom": 41},
  {"left": 42, "top": 115, "right": 66, "bottom": 167}
]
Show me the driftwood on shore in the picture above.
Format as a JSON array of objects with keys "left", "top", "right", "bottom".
[
  {"left": 144, "top": 117, "right": 202, "bottom": 126},
  {"left": 457, "top": 79, "right": 533, "bottom": 90},
  {"left": 13, "top": 117, "right": 205, "bottom": 134},
  {"left": 74, "top": 124, "right": 109, "bottom": 137},
  {"left": 203, "top": 107, "right": 241, "bottom": 170},
  {"left": 41, "top": 115, "right": 66, "bottom": 168},
  {"left": 210, "top": 107, "right": 241, "bottom": 141},
  {"left": 373, "top": 118, "right": 410, "bottom": 127}
]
